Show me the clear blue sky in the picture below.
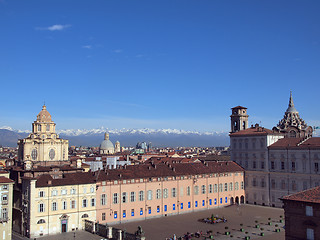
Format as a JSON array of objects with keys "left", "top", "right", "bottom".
[{"left": 1, "top": 0, "right": 320, "bottom": 132}]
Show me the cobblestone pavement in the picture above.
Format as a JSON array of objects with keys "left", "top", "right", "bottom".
[
  {"left": 111, "top": 204, "right": 285, "bottom": 240},
  {"left": 13, "top": 231, "right": 103, "bottom": 240}
]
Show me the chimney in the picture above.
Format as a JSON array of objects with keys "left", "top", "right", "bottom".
[{"left": 48, "top": 180, "right": 52, "bottom": 185}]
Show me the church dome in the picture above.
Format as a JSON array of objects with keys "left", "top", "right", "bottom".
[
  {"left": 99, "top": 133, "right": 114, "bottom": 151},
  {"left": 36, "top": 105, "right": 52, "bottom": 122}
]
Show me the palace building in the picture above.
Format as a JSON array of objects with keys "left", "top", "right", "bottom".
[{"left": 230, "top": 92, "right": 320, "bottom": 207}]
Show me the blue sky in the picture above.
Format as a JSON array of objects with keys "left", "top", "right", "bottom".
[{"left": 0, "top": 0, "right": 320, "bottom": 132}]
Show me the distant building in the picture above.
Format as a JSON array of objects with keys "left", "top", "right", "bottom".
[
  {"left": 0, "top": 171, "right": 14, "bottom": 240},
  {"left": 99, "top": 133, "right": 115, "bottom": 155},
  {"left": 281, "top": 186, "right": 320, "bottom": 240}
]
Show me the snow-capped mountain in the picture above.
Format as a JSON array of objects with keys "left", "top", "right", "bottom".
[{"left": 0, "top": 126, "right": 229, "bottom": 147}]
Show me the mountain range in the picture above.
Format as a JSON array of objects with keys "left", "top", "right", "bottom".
[{"left": 0, "top": 127, "right": 230, "bottom": 148}]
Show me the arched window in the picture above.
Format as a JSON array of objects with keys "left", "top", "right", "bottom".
[
  {"left": 37, "top": 219, "right": 46, "bottom": 224},
  {"left": 289, "top": 130, "right": 296, "bottom": 138},
  {"left": 81, "top": 214, "right": 88, "bottom": 218}
]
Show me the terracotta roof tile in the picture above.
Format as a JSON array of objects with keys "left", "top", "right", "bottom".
[
  {"left": 0, "top": 176, "right": 14, "bottom": 183},
  {"left": 229, "top": 125, "right": 275, "bottom": 136},
  {"left": 281, "top": 186, "right": 320, "bottom": 204},
  {"left": 269, "top": 137, "right": 320, "bottom": 149}
]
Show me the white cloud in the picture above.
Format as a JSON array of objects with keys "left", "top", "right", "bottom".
[
  {"left": 35, "top": 24, "right": 71, "bottom": 31},
  {"left": 82, "top": 45, "right": 92, "bottom": 49}
]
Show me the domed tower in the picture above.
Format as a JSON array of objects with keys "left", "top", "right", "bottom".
[
  {"left": 115, "top": 141, "right": 120, "bottom": 153},
  {"left": 273, "top": 92, "right": 313, "bottom": 138},
  {"left": 99, "top": 132, "right": 114, "bottom": 155},
  {"left": 17, "top": 105, "right": 69, "bottom": 166}
]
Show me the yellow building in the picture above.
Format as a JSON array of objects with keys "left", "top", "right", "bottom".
[
  {"left": 22, "top": 172, "right": 96, "bottom": 238},
  {"left": 0, "top": 171, "right": 14, "bottom": 240},
  {"left": 18, "top": 105, "right": 68, "bottom": 168}
]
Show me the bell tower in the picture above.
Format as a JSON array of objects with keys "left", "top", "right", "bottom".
[{"left": 230, "top": 106, "right": 249, "bottom": 133}]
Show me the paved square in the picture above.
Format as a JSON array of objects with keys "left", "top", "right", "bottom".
[{"left": 111, "top": 205, "right": 285, "bottom": 240}]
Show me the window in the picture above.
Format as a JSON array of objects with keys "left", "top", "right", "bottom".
[
  {"left": 315, "top": 163, "right": 319, "bottom": 172},
  {"left": 219, "top": 184, "right": 223, "bottom": 192},
  {"left": 271, "top": 179, "right": 276, "bottom": 189},
  {"left": 102, "top": 213, "right": 106, "bottom": 221},
  {"left": 61, "top": 189, "right": 67, "bottom": 195},
  {"left": 180, "top": 187, "right": 184, "bottom": 196},
  {"left": 187, "top": 186, "right": 191, "bottom": 196},
  {"left": 37, "top": 219, "right": 46, "bottom": 224},
  {"left": 224, "top": 183, "right": 228, "bottom": 191},
  {"left": 31, "top": 149, "right": 37, "bottom": 160},
  {"left": 83, "top": 187, "right": 87, "bottom": 194},
  {"left": 70, "top": 188, "right": 76, "bottom": 195},
  {"left": 307, "top": 228, "right": 314, "bottom": 240},
  {"left": 163, "top": 189, "right": 168, "bottom": 198},
  {"left": 140, "top": 208, "right": 143, "bottom": 215},
  {"left": 261, "top": 179, "right": 265, "bottom": 188},
  {"left": 2, "top": 194, "right": 7, "bottom": 202},
  {"left": 229, "top": 182, "right": 233, "bottom": 191},
  {"left": 209, "top": 184, "right": 213, "bottom": 193},
  {"left": 261, "top": 161, "right": 265, "bottom": 169},
  {"left": 39, "top": 191, "right": 45, "bottom": 198},
  {"left": 156, "top": 189, "right": 161, "bottom": 199},
  {"left": 235, "top": 182, "right": 239, "bottom": 190},
  {"left": 271, "top": 161, "right": 275, "bottom": 170},
  {"left": 214, "top": 184, "right": 218, "bottom": 193},
  {"left": 71, "top": 200, "right": 76, "bottom": 209},
  {"left": 292, "top": 162, "right": 296, "bottom": 171},
  {"left": 195, "top": 201, "right": 198, "bottom": 207},
  {"left": 147, "top": 190, "right": 153, "bottom": 200},
  {"left": 241, "top": 181, "right": 244, "bottom": 189},
  {"left": 131, "top": 209, "right": 135, "bottom": 216},
  {"left": 281, "top": 161, "right": 285, "bottom": 170},
  {"left": 90, "top": 186, "right": 94, "bottom": 193},
  {"left": 62, "top": 200, "right": 67, "bottom": 210},
  {"left": 130, "top": 191, "right": 136, "bottom": 202},
  {"left": 148, "top": 207, "right": 151, "bottom": 214},
  {"left": 91, "top": 198, "right": 95, "bottom": 207},
  {"left": 139, "top": 191, "right": 144, "bottom": 201},
  {"left": 101, "top": 194, "right": 106, "bottom": 205},
  {"left": 253, "top": 161, "right": 256, "bottom": 169},
  {"left": 114, "top": 211, "right": 118, "bottom": 219},
  {"left": 122, "top": 192, "right": 127, "bottom": 203},
  {"left": 39, "top": 203, "right": 44, "bottom": 212},
  {"left": 51, "top": 190, "right": 58, "bottom": 196},
  {"left": 164, "top": 205, "right": 167, "bottom": 212},
  {"left": 306, "top": 206, "right": 313, "bottom": 216},
  {"left": 281, "top": 180, "right": 286, "bottom": 189},
  {"left": 51, "top": 202, "right": 57, "bottom": 211},
  {"left": 2, "top": 185, "right": 8, "bottom": 190},
  {"left": 123, "top": 210, "right": 126, "bottom": 218},
  {"left": 292, "top": 180, "right": 297, "bottom": 191},
  {"left": 172, "top": 188, "right": 176, "bottom": 197},
  {"left": 194, "top": 186, "right": 199, "bottom": 195},
  {"left": 202, "top": 200, "right": 205, "bottom": 206},
  {"left": 82, "top": 199, "right": 87, "bottom": 208},
  {"left": 81, "top": 214, "right": 88, "bottom": 218},
  {"left": 113, "top": 193, "right": 119, "bottom": 204},
  {"left": 201, "top": 185, "right": 206, "bottom": 194}
]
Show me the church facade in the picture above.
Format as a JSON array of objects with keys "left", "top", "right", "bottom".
[{"left": 17, "top": 105, "right": 69, "bottom": 169}]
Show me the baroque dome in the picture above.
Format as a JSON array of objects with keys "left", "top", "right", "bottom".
[
  {"left": 100, "top": 133, "right": 114, "bottom": 151},
  {"left": 36, "top": 105, "right": 52, "bottom": 122}
]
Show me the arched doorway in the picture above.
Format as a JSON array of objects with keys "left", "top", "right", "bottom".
[
  {"left": 60, "top": 214, "right": 69, "bottom": 233},
  {"left": 235, "top": 196, "right": 239, "bottom": 204},
  {"left": 240, "top": 195, "right": 245, "bottom": 204},
  {"left": 230, "top": 197, "right": 234, "bottom": 205}
]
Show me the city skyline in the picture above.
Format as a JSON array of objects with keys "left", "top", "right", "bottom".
[{"left": 1, "top": 1, "right": 320, "bottom": 132}]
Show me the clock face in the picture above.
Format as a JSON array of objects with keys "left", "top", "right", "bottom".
[{"left": 49, "top": 149, "right": 55, "bottom": 160}]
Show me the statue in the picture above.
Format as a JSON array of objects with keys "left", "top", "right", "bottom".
[{"left": 135, "top": 225, "right": 145, "bottom": 237}]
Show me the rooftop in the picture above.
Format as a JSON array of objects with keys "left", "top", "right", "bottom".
[{"left": 281, "top": 186, "right": 320, "bottom": 204}]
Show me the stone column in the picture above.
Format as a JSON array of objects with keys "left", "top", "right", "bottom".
[
  {"left": 118, "top": 229, "right": 122, "bottom": 240},
  {"left": 108, "top": 226, "right": 113, "bottom": 238}
]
